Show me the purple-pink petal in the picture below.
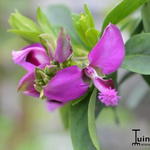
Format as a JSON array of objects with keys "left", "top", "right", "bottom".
[
  {"left": 54, "top": 29, "right": 72, "bottom": 63},
  {"left": 18, "top": 71, "right": 39, "bottom": 97},
  {"left": 12, "top": 43, "right": 50, "bottom": 71},
  {"left": 88, "top": 24, "right": 125, "bottom": 75},
  {"left": 93, "top": 77, "right": 120, "bottom": 106},
  {"left": 93, "top": 77, "right": 114, "bottom": 91},
  {"left": 44, "top": 66, "right": 89, "bottom": 102},
  {"left": 46, "top": 100, "right": 65, "bottom": 111}
]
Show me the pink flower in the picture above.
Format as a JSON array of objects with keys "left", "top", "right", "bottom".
[
  {"left": 85, "top": 24, "right": 125, "bottom": 106},
  {"left": 12, "top": 43, "right": 50, "bottom": 71},
  {"left": 12, "top": 29, "right": 73, "bottom": 71},
  {"left": 12, "top": 30, "right": 88, "bottom": 110},
  {"left": 45, "top": 24, "right": 125, "bottom": 108},
  {"left": 12, "top": 24, "right": 125, "bottom": 110}
]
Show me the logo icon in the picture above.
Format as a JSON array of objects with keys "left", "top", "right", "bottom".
[{"left": 132, "top": 129, "right": 150, "bottom": 146}]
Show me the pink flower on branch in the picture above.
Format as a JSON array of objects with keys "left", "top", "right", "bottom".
[
  {"left": 12, "top": 24, "right": 125, "bottom": 110},
  {"left": 85, "top": 24, "right": 125, "bottom": 106}
]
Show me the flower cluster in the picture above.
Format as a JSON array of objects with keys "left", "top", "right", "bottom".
[{"left": 12, "top": 24, "right": 125, "bottom": 110}]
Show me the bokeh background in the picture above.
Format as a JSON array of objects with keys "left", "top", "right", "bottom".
[{"left": 0, "top": 0, "right": 150, "bottom": 150}]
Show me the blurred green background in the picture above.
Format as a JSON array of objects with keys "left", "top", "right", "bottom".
[{"left": 0, "top": 0, "right": 150, "bottom": 150}]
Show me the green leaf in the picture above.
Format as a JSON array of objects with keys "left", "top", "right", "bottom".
[
  {"left": 9, "top": 29, "right": 40, "bottom": 43},
  {"left": 72, "top": 14, "right": 88, "bottom": 47},
  {"left": 83, "top": 4, "right": 95, "bottom": 28},
  {"left": 85, "top": 28, "right": 99, "bottom": 48},
  {"left": 141, "top": 2, "right": 150, "bottom": 87},
  {"left": 142, "top": 2, "right": 150, "bottom": 32},
  {"left": 119, "top": 17, "right": 142, "bottom": 35},
  {"left": 112, "top": 108, "right": 120, "bottom": 125},
  {"left": 45, "top": 4, "right": 81, "bottom": 45},
  {"left": 8, "top": 10, "right": 42, "bottom": 42},
  {"left": 69, "top": 91, "right": 97, "bottom": 150},
  {"left": 9, "top": 10, "right": 40, "bottom": 32},
  {"left": 122, "top": 33, "right": 150, "bottom": 74},
  {"left": 72, "top": 92, "right": 90, "bottom": 106},
  {"left": 60, "top": 103, "right": 70, "bottom": 129},
  {"left": 102, "top": 0, "right": 149, "bottom": 31},
  {"left": 36, "top": 8, "right": 52, "bottom": 33},
  {"left": 88, "top": 89, "right": 100, "bottom": 150},
  {"left": 72, "top": 5, "right": 97, "bottom": 49}
]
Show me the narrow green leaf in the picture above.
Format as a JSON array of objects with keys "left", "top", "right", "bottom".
[
  {"left": 60, "top": 103, "right": 70, "bottom": 129},
  {"left": 72, "top": 87, "right": 95, "bottom": 106},
  {"left": 102, "top": 0, "right": 149, "bottom": 30},
  {"left": 122, "top": 33, "right": 150, "bottom": 74},
  {"left": 36, "top": 8, "right": 52, "bottom": 33},
  {"left": 72, "top": 5, "right": 96, "bottom": 49},
  {"left": 142, "top": 2, "right": 150, "bottom": 32},
  {"left": 72, "top": 14, "right": 89, "bottom": 49},
  {"left": 95, "top": 99, "right": 104, "bottom": 118},
  {"left": 141, "top": 2, "right": 150, "bottom": 86},
  {"left": 9, "top": 29, "right": 40, "bottom": 43},
  {"left": 8, "top": 10, "right": 42, "bottom": 42},
  {"left": 83, "top": 4, "right": 95, "bottom": 28},
  {"left": 9, "top": 10, "right": 40, "bottom": 32},
  {"left": 70, "top": 91, "right": 96, "bottom": 150},
  {"left": 88, "top": 89, "right": 100, "bottom": 150},
  {"left": 112, "top": 108, "right": 120, "bottom": 125},
  {"left": 72, "top": 92, "right": 89, "bottom": 106},
  {"left": 85, "top": 28, "right": 99, "bottom": 48}
]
